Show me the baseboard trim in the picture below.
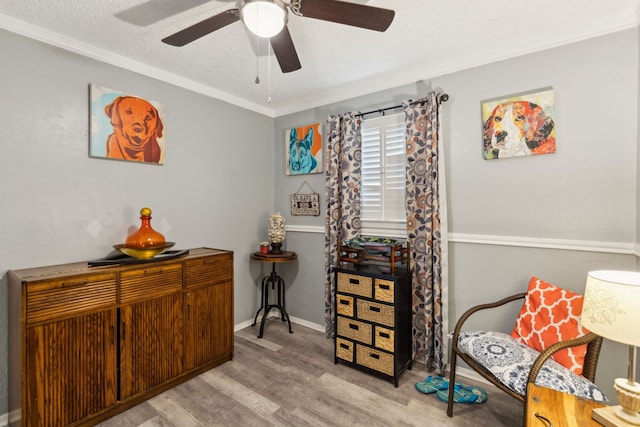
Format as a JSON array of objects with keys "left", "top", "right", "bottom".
[
  {"left": 235, "top": 315, "right": 325, "bottom": 334},
  {"left": 451, "top": 367, "right": 496, "bottom": 388},
  {"left": 0, "top": 411, "right": 8, "bottom": 427}
]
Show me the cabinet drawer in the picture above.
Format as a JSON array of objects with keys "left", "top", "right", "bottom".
[
  {"left": 337, "top": 316, "right": 372, "bottom": 345},
  {"left": 120, "top": 264, "right": 183, "bottom": 303},
  {"left": 375, "top": 279, "right": 394, "bottom": 303},
  {"left": 336, "top": 338, "right": 354, "bottom": 362},
  {"left": 356, "top": 344, "right": 393, "bottom": 376},
  {"left": 375, "top": 326, "right": 395, "bottom": 352},
  {"left": 26, "top": 273, "right": 117, "bottom": 324},
  {"left": 186, "top": 254, "right": 233, "bottom": 288},
  {"left": 336, "top": 294, "right": 354, "bottom": 317},
  {"left": 357, "top": 300, "right": 394, "bottom": 327},
  {"left": 337, "top": 273, "right": 372, "bottom": 298}
]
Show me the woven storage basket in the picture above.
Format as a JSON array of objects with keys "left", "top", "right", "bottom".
[
  {"left": 336, "top": 295, "right": 354, "bottom": 317},
  {"left": 356, "top": 344, "right": 394, "bottom": 376},
  {"left": 337, "top": 273, "right": 372, "bottom": 298},
  {"left": 337, "top": 317, "right": 372, "bottom": 345},
  {"left": 374, "top": 279, "right": 394, "bottom": 303},
  {"left": 336, "top": 338, "right": 354, "bottom": 362},
  {"left": 357, "top": 300, "right": 394, "bottom": 327},
  {"left": 375, "top": 326, "right": 395, "bottom": 352}
]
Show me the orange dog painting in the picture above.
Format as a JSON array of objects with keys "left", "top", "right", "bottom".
[
  {"left": 90, "top": 84, "right": 165, "bottom": 164},
  {"left": 482, "top": 89, "right": 555, "bottom": 160}
]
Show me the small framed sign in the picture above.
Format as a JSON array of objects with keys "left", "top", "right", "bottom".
[
  {"left": 291, "top": 193, "right": 320, "bottom": 216},
  {"left": 290, "top": 181, "right": 320, "bottom": 216}
]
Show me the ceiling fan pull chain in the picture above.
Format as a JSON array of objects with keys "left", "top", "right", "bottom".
[
  {"left": 267, "top": 41, "right": 272, "bottom": 103},
  {"left": 255, "top": 31, "right": 261, "bottom": 84}
]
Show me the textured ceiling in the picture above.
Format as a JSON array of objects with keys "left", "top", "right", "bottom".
[{"left": 0, "top": 0, "right": 637, "bottom": 117}]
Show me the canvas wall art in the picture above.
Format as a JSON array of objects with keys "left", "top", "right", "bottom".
[
  {"left": 285, "top": 123, "right": 322, "bottom": 175},
  {"left": 481, "top": 88, "right": 555, "bottom": 160},
  {"left": 90, "top": 84, "right": 166, "bottom": 164}
]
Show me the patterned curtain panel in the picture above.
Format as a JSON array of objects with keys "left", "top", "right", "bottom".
[
  {"left": 324, "top": 112, "right": 362, "bottom": 336},
  {"left": 404, "top": 92, "right": 448, "bottom": 373}
]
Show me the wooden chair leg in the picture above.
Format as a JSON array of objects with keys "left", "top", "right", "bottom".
[{"left": 447, "top": 351, "right": 458, "bottom": 417}]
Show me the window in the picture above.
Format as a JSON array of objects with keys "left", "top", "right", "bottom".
[{"left": 360, "top": 112, "right": 406, "bottom": 237}]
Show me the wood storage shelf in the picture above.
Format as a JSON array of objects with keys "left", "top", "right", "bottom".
[{"left": 338, "top": 239, "right": 409, "bottom": 275}]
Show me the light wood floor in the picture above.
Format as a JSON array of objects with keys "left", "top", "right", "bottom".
[{"left": 97, "top": 320, "right": 523, "bottom": 426}]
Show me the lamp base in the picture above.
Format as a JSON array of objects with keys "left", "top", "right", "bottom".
[
  {"left": 593, "top": 406, "right": 639, "bottom": 426},
  {"left": 613, "top": 378, "right": 640, "bottom": 425}
]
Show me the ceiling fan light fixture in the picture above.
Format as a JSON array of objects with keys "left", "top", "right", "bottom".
[{"left": 240, "top": 0, "right": 287, "bottom": 38}]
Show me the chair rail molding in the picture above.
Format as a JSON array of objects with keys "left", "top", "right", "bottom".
[
  {"left": 284, "top": 226, "right": 637, "bottom": 256},
  {"left": 449, "top": 233, "right": 635, "bottom": 255}
]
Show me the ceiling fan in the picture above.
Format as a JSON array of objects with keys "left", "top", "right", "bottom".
[{"left": 161, "top": 0, "right": 395, "bottom": 73}]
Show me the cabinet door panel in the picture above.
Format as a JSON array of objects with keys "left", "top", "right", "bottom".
[
  {"left": 120, "top": 292, "right": 184, "bottom": 400},
  {"left": 185, "top": 280, "right": 233, "bottom": 370},
  {"left": 25, "top": 309, "right": 117, "bottom": 426}
]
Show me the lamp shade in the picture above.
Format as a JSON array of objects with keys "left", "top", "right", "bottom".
[
  {"left": 240, "top": 0, "right": 287, "bottom": 38},
  {"left": 582, "top": 270, "right": 640, "bottom": 347}
]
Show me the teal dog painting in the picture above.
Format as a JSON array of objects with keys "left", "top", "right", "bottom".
[{"left": 285, "top": 123, "right": 322, "bottom": 175}]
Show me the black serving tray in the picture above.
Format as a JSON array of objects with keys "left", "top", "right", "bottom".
[{"left": 88, "top": 249, "right": 190, "bottom": 267}]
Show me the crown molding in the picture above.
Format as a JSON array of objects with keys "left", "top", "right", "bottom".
[
  {"left": 0, "top": 13, "right": 275, "bottom": 117},
  {"left": 2, "top": 11, "right": 637, "bottom": 119}
]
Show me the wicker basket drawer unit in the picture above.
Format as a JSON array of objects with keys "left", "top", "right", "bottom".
[
  {"left": 334, "top": 268, "right": 412, "bottom": 387},
  {"left": 337, "top": 317, "right": 372, "bottom": 345},
  {"left": 356, "top": 344, "right": 394, "bottom": 376}
]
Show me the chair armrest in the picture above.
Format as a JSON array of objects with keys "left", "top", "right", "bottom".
[
  {"left": 451, "top": 292, "right": 526, "bottom": 348},
  {"left": 527, "top": 332, "right": 603, "bottom": 384}
]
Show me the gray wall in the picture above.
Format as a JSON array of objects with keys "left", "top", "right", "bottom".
[
  {"left": 1, "top": 22, "right": 638, "bottom": 421},
  {"left": 274, "top": 28, "right": 639, "bottom": 402},
  {"left": 0, "top": 29, "right": 275, "bottom": 418}
]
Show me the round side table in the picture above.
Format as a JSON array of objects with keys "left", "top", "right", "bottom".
[{"left": 250, "top": 251, "right": 297, "bottom": 338}]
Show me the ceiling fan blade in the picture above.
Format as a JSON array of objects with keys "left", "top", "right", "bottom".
[
  {"left": 270, "top": 27, "right": 302, "bottom": 73},
  {"left": 162, "top": 9, "right": 240, "bottom": 47},
  {"left": 116, "top": 0, "right": 214, "bottom": 27},
  {"left": 298, "top": 0, "right": 395, "bottom": 32}
]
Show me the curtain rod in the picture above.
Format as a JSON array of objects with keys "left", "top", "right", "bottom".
[{"left": 356, "top": 93, "right": 449, "bottom": 119}]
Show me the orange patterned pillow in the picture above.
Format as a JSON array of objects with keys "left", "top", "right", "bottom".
[{"left": 510, "top": 277, "right": 589, "bottom": 375}]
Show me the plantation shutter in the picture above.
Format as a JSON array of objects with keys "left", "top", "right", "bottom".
[{"left": 361, "top": 113, "right": 406, "bottom": 224}]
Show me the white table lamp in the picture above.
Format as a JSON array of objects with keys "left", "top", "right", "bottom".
[{"left": 583, "top": 270, "right": 640, "bottom": 425}]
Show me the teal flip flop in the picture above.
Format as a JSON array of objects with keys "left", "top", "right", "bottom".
[
  {"left": 436, "top": 384, "right": 479, "bottom": 404},
  {"left": 415, "top": 375, "right": 461, "bottom": 394},
  {"left": 465, "top": 385, "right": 488, "bottom": 404}
]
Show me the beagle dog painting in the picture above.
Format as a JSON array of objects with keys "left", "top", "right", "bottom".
[{"left": 482, "top": 91, "right": 555, "bottom": 160}]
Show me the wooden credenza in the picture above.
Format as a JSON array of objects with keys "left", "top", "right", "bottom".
[
  {"left": 334, "top": 267, "right": 412, "bottom": 386},
  {"left": 7, "top": 247, "right": 234, "bottom": 427}
]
